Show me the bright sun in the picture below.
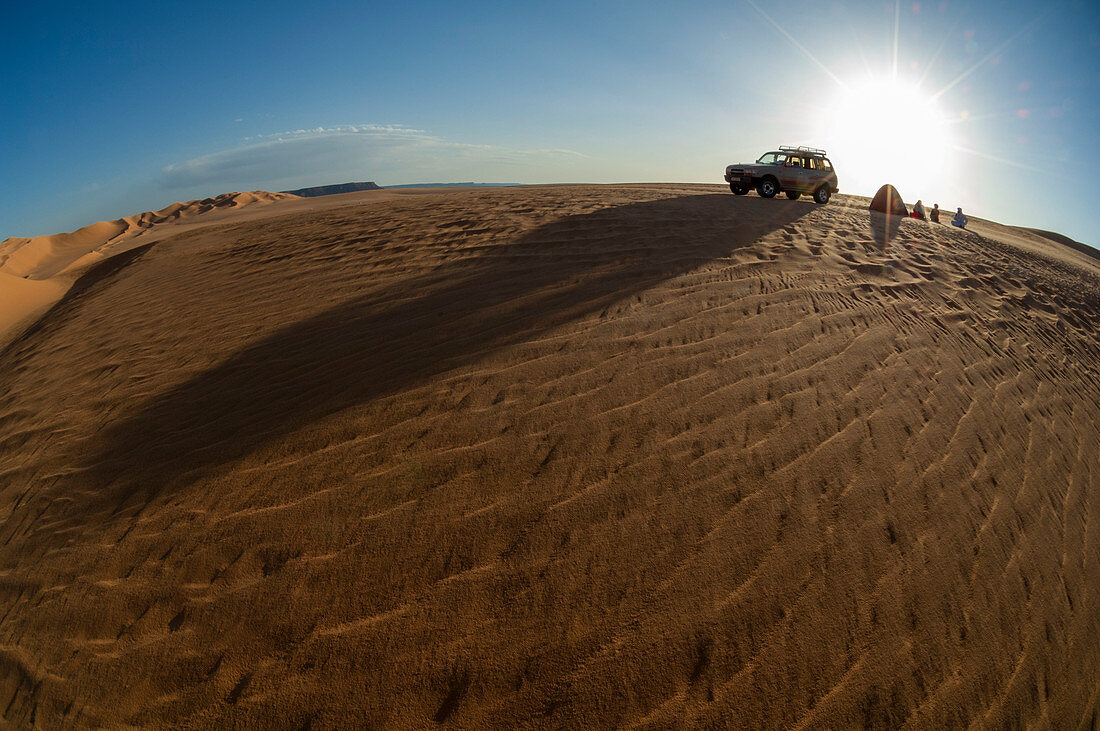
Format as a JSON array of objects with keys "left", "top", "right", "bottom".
[{"left": 822, "top": 78, "right": 953, "bottom": 201}]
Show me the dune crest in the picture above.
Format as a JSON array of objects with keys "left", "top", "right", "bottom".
[{"left": 0, "top": 191, "right": 296, "bottom": 281}]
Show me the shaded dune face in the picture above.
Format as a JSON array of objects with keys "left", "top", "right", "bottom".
[
  {"left": 0, "top": 185, "right": 1098, "bottom": 727},
  {"left": 74, "top": 192, "right": 814, "bottom": 497}
]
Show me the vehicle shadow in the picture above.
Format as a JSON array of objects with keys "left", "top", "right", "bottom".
[{"left": 77, "top": 193, "right": 814, "bottom": 498}]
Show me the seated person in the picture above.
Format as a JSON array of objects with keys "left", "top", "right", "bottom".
[
  {"left": 911, "top": 200, "right": 927, "bottom": 220},
  {"left": 930, "top": 203, "right": 940, "bottom": 223},
  {"left": 952, "top": 207, "right": 968, "bottom": 228}
]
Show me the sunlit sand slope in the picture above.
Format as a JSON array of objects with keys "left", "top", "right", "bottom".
[
  {"left": 0, "top": 190, "right": 296, "bottom": 280},
  {"left": 0, "top": 185, "right": 1097, "bottom": 727},
  {"left": 0, "top": 191, "right": 299, "bottom": 344}
]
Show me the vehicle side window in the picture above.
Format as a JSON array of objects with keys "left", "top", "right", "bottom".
[{"left": 820, "top": 158, "right": 833, "bottom": 171}]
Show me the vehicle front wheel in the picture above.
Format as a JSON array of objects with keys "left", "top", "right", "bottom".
[
  {"left": 729, "top": 183, "right": 748, "bottom": 195},
  {"left": 786, "top": 191, "right": 801, "bottom": 200},
  {"left": 757, "top": 178, "right": 778, "bottom": 199},
  {"left": 813, "top": 185, "right": 831, "bottom": 204}
]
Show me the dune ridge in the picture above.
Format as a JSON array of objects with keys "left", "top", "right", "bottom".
[
  {"left": 0, "top": 190, "right": 296, "bottom": 281},
  {"left": 1022, "top": 227, "right": 1099, "bottom": 262},
  {"left": 0, "top": 185, "right": 1097, "bottom": 727}
]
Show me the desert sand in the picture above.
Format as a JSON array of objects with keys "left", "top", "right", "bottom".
[
  {"left": 0, "top": 184, "right": 1097, "bottom": 727},
  {"left": 0, "top": 191, "right": 296, "bottom": 343}
]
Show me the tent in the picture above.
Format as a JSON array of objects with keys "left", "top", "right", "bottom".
[{"left": 869, "top": 184, "right": 908, "bottom": 217}]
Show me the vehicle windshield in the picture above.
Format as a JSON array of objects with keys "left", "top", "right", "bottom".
[{"left": 756, "top": 152, "right": 782, "bottom": 165}]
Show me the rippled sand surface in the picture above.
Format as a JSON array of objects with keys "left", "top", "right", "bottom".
[{"left": 1, "top": 185, "right": 1097, "bottom": 727}]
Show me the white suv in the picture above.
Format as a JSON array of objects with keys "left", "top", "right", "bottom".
[{"left": 724, "top": 146, "right": 839, "bottom": 204}]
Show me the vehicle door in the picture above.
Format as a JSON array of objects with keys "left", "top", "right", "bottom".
[
  {"left": 755, "top": 152, "right": 781, "bottom": 183},
  {"left": 795, "top": 156, "right": 816, "bottom": 191},
  {"left": 777, "top": 154, "right": 803, "bottom": 189},
  {"left": 803, "top": 157, "right": 827, "bottom": 191},
  {"left": 786, "top": 155, "right": 814, "bottom": 191}
]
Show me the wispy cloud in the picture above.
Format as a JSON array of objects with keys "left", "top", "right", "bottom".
[
  {"left": 241, "top": 124, "right": 433, "bottom": 141},
  {"left": 160, "top": 125, "right": 587, "bottom": 191}
]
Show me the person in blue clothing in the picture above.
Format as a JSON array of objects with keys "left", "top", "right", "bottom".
[{"left": 951, "top": 207, "right": 968, "bottom": 228}]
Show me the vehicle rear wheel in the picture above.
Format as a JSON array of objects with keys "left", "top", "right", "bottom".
[
  {"left": 729, "top": 183, "right": 748, "bottom": 195},
  {"left": 786, "top": 191, "right": 801, "bottom": 200},
  {"left": 813, "top": 185, "right": 831, "bottom": 204},
  {"left": 757, "top": 177, "right": 778, "bottom": 199}
]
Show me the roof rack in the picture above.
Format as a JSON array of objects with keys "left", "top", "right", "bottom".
[{"left": 779, "top": 145, "right": 827, "bottom": 156}]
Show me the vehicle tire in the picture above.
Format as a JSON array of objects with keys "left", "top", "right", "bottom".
[
  {"left": 786, "top": 191, "right": 801, "bottom": 200},
  {"left": 729, "top": 183, "right": 748, "bottom": 195},
  {"left": 757, "top": 177, "right": 778, "bottom": 199},
  {"left": 813, "top": 185, "right": 831, "bottom": 204}
]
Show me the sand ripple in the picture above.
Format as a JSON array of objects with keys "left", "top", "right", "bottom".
[{"left": 0, "top": 185, "right": 1097, "bottom": 727}]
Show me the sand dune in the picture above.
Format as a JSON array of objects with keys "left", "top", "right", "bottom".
[
  {"left": 0, "top": 191, "right": 298, "bottom": 347},
  {"left": 0, "top": 185, "right": 1097, "bottom": 727},
  {"left": 0, "top": 190, "right": 295, "bottom": 281},
  {"left": 0, "top": 272, "right": 68, "bottom": 338}
]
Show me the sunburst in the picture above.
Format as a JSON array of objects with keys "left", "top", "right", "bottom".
[{"left": 743, "top": 0, "right": 1047, "bottom": 202}]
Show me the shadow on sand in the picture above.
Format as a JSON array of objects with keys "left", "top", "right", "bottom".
[
  {"left": 78, "top": 194, "right": 814, "bottom": 496},
  {"left": 869, "top": 211, "right": 903, "bottom": 247}
]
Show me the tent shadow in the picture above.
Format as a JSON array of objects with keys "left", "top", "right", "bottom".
[
  {"left": 74, "top": 193, "right": 814, "bottom": 503},
  {"left": 869, "top": 211, "right": 903, "bottom": 247}
]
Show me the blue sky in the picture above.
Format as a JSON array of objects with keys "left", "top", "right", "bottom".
[{"left": 3, "top": 1, "right": 1098, "bottom": 246}]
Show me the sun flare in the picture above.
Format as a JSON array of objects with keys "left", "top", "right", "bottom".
[{"left": 821, "top": 78, "right": 953, "bottom": 201}]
